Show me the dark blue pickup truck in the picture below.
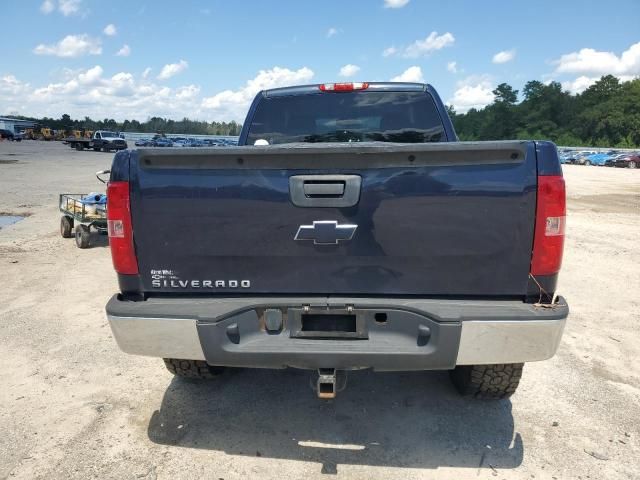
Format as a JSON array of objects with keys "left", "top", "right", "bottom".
[{"left": 105, "top": 82, "right": 568, "bottom": 399}]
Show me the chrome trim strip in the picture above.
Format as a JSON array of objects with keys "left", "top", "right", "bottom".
[
  {"left": 456, "top": 318, "right": 566, "bottom": 365},
  {"left": 107, "top": 315, "right": 205, "bottom": 360}
]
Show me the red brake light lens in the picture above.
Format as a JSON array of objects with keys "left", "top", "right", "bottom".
[
  {"left": 106, "top": 181, "right": 138, "bottom": 275},
  {"left": 319, "top": 82, "right": 369, "bottom": 92},
  {"left": 530, "top": 175, "right": 566, "bottom": 276}
]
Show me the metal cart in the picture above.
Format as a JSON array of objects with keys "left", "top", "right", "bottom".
[{"left": 59, "top": 170, "right": 110, "bottom": 248}]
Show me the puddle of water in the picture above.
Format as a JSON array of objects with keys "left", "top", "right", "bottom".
[{"left": 0, "top": 216, "right": 24, "bottom": 228}]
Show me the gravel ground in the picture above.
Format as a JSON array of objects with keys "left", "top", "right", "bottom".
[{"left": 0, "top": 140, "right": 638, "bottom": 480}]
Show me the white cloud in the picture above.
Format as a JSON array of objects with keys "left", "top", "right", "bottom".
[
  {"left": 78, "top": 65, "right": 104, "bottom": 85},
  {"left": 157, "top": 60, "right": 188, "bottom": 80},
  {"left": 339, "top": 64, "right": 360, "bottom": 77},
  {"left": 402, "top": 32, "right": 455, "bottom": 58},
  {"left": 33, "top": 34, "right": 102, "bottom": 57},
  {"left": 384, "top": 0, "right": 409, "bottom": 8},
  {"left": 103, "top": 24, "right": 117, "bottom": 36},
  {"left": 391, "top": 66, "right": 424, "bottom": 83},
  {"left": 561, "top": 76, "right": 598, "bottom": 94},
  {"left": 559, "top": 74, "right": 635, "bottom": 95},
  {"left": 116, "top": 44, "right": 131, "bottom": 57},
  {"left": 40, "top": 0, "right": 55, "bottom": 14},
  {"left": 382, "top": 46, "right": 397, "bottom": 57},
  {"left": 107, "top": 72, "right": 136, "bottom": 97},
  {"left": 447, "top": 61, "right": 457, "bottom": 73},
  {"left": 176, "top": 85, "right": 200, "bottom": 100},
  {"left": 39, "top": 0, "right": 84, "bottom": 16},
  {"left": 553, "top": 42, "right": 640, "bottom": 76},
  {"left": 448, "top": 75, "right": 495, "bottom": 113},
  {"left": 201, "top": 66, "right": 314, "bottom": 121},
  {"left": 326, "top": 27, "right": 339, "bottom": 38},
  {"left": 0, "top": 66, "right": 204, "bottom": 121},
  {"left": 0, "top": 66, "right": 317, "bottom": 123},
  {"left": 492, "top": 49, "right": 516, "bottom": 64},
  {"left": 142, "top": 67, "right": 152, "bottom": 79},
  {"left": 58, "top": 0, "right": 82, "bottom": 16},
  {"left": 0, "top": 75, "right": 31, "bottom": 96}
]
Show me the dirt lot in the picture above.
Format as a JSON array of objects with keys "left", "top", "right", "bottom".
[{"left": 0, "top": 140, "right": 638, "bottom": 480}]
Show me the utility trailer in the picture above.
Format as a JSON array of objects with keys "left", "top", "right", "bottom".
[{"left": 59, "top": 170, "right": 110, "bottom": 248}]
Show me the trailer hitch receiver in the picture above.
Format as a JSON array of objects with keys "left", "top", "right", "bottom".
[{"left": 315, "top": 368, "right": 348, "bottom": 399}]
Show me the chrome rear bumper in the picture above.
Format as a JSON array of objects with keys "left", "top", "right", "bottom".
[{"left": 106, "top": 296, "right": 568, "bottom": 368}]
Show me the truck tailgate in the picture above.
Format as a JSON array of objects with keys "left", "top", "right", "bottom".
[{"left": 129, "top": 141, "right": 537, "bottom": 296}]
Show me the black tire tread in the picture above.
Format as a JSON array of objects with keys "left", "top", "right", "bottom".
[
  {"left": 75, "top": 225, "right": 90, "bottom": 248},
  {"left": 60, "top": 216, "right": 73, "bottom": 238},
  {"left": 163, "top": 358, "right": 223, "bottom": 380},
  {"left": 450, "top": 363, "right": 523, "bottom": 399}
]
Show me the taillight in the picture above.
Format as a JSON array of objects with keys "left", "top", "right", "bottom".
[
  {"left": 319, "top": 82, "right": 369, "bottom": 92},
  {"left": 531, "top": 175, "right": 566, "bottom": 276},
  {"left": 106, "top": 181, "right": 138, "bottom": 274}
]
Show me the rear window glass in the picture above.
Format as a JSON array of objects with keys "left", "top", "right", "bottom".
[{"left": 246, "top": 91, "right": 446, "bottom": 145}]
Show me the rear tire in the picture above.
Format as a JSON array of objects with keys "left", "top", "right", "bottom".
[
  {"left": 584, "top": 160, "right": 591, "bottom": 166},
  {"left": 450, "top": 363, "right": 523, "bottom": 399},
  {"left": 163, "top": 358, "right": 224, "bottom": 380},
  {"left": 75, "top": 224, "right": 90, "bottom": 248},
  {"left": 75, "top": 142, "right": 84, "bottom": 151},
  {"left": 630, "top": 161, "right": 637, "bottom": 169},
  {"left": 60, "top": 216, "right": 73, "bottom": 238}
]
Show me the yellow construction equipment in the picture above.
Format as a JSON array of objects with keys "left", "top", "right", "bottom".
[{"left": 38, "top": 128, "right": 53, "bottom": 141}]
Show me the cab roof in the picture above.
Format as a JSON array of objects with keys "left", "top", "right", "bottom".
[{"left": 264, "top": 82, "right": 430, "bottom": 97}]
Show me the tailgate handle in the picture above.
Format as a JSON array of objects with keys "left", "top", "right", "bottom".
[
  {"left": 290, "top": 175, "right": 361, "bottom": 207},
  {"left": 303, "top": 182, "right": 345, "bottom": 197}
]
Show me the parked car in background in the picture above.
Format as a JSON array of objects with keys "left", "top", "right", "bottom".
[
  {"left": 0, "top": 129, "right": 15, "bottom": 140},
  {"left": 134, "top": 138, "right": 152, "bottom": 147},
  {"left": 605, "top": 153, "right": 627, "bottom": 167},
  {"left": 585, "top": 152, "right": 612, "bottom": 166},
  {"left": 172, "top": 138, "right": 189, "bottom": 147},
  {"left": 574, "top": 151, "right": 597, "bottom": 165},
  {"left": 614, "top": 153, "right": 640, "bottom": 169},
  {"left": 562, "top": 150, "right": 591, "bottom": 164},
  {"left": 559, "top": 152, "right": 573, "bottom": 164},
  {"left": 152, "top": 137, "right": 173, "bottom": 147},
  {"left": 186, "top": 138, "right": 205, "bottom": 147}
]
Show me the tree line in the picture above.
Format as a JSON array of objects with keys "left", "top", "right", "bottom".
[
  {"left": 6, "top": 114, "right": 243, "bottom": 136},
  {"left": 448, "top": 75, "right": 640, "bottom": 148}
]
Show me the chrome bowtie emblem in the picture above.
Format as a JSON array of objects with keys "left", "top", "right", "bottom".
[{"left": 294, "top": 221, "right": 358, "bottom": 245}]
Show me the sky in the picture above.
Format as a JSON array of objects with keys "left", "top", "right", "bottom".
[{"left": 1, "top": 0, "right": 639, "bottom": 122}]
